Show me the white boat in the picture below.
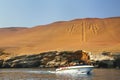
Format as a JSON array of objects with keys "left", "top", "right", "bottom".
[{"left": 56, "top": 65, "right": 94, "bottom": 74}]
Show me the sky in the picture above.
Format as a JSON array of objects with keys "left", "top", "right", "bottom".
[{"left": 0, "top": 0, "right": 120, "bottom": 28}]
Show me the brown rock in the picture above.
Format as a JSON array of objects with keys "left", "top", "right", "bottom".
[{"left": 0, "top": 60, "right": 3, "bottom": 67}]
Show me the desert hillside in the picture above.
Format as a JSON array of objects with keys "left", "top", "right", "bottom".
[{"left": 0, "top": 17, "right": 120, "bottom": 58}]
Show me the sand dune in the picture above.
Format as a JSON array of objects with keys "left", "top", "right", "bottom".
[{"left": 0, "top": 17, "right": 120, "bottom": 58}]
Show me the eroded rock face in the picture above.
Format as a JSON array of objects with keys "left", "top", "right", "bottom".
[
  {"left": 90, "top": 53, "right": 120, "bottom": 68},
  {"left": 0, "top": 50, "right": 90, "bottom": 68},
  {"left": 0, "top": 60, "right": 3, "bottom": 67},
  {"left": 113, "top": 55, "right": 120, "bottom": 68}
]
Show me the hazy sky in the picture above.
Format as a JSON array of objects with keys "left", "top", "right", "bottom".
[{"left": 0, "top": 0, "right": 120, "bottom": 28}]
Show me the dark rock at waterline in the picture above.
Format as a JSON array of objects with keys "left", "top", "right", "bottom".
[
  {"left": 114, "top": 58, "right": 120, "bottom": 68},
  {"left": 95, "top": 60, "right": 114, "bottom": 68},
  {"left": 11, "top": 60, "right": 41, "bottom": 68},
  {"left": 91, "top": 53, "right": 120, "bottom": 68},
  {"left": 0, "top": 60, "right": 3, "bottom": 67},
  {"left": 93, "top": 59, "right": 120, "bottom": 69},
  {"left": 2, "top": 62, "right": 11, "bottom": 68},
  {"left": 0, "top": 50, "right": 90, "bottom": 68}
]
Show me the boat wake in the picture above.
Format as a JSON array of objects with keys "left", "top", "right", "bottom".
[{"left": 26, "top": 70, "right": 56, "bottom": 74}]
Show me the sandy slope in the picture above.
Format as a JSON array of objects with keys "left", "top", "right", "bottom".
[{"left": 0, "top": 17, "right": 120, "bottom": 58}]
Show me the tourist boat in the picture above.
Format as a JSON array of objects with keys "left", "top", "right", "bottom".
[{"left": 56, "top": 65, "right": 94, "bottom": 74}]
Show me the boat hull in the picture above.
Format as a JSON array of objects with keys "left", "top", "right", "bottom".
[{"left": 56, "top": 65, "right": 94, "bottom": 74}]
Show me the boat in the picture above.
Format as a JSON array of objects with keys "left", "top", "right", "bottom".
[{"left": 56, "top": 65, "right": 94, "bottom": 74}]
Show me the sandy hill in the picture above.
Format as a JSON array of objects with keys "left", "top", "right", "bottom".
[{"left": 0, "top": 17, "right": 120, "bottom": 58}]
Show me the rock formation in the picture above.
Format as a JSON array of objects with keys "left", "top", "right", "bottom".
[
  {"left": 0, "top": 50, "right": 90, "bottom": 68},
  {"left": 90, "top": 52, "right": 120, "bottom": 68}
]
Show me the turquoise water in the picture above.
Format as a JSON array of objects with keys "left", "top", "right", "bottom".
[{"left": 0, "top": 68, "right": 120, "bottom": 80}]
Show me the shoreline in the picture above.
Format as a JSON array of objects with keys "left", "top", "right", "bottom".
[{"left": 0, "top": 50, "right": 120, "bottom": 69}]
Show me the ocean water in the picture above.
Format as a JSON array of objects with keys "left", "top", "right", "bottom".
[{"left": 0, "top": 68, "right": 120, "bottom": 80}]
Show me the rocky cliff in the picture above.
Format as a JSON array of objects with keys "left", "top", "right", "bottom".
[{"left": 0, "top": 50, "right": 90, "bottom": 68}]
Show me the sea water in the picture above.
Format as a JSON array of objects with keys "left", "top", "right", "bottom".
[{"left": 0, "top": 68, "right": 120, "bottom": 80}]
